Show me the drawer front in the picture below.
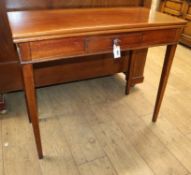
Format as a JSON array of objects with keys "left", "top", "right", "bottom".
[
  {"left": 30, "top": 37, "right": 85, "bottom": 60},
  {"left": 143, "top": 29, "right": 178, "bottom": 44},
  {"left": 162, "top": 0, "right": 184, "bottom": 16},
  {"left": 87, "top": 33, "right": 142, "bottom": 53},
  {"left": 18, "top": 29, "right": 179, "bottom": 63},
  {"left": 165, "top": 0, "right": 183, "bottom": 11},
  {"left": 87, "top": 29, "right": 178, "bottom": 53}
]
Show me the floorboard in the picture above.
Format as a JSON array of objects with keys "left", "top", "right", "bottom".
[{"left": 1, "top": 45, "right": 191, "bottom": 175}]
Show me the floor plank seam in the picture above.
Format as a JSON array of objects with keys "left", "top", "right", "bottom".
[
  {"left": 77, "top": 155, "right": 106, "bottom": 166},
  {"left": 81, "top": 114, "right": 120, "bottom": 175},
  {"left": 124, "top": 99, "right": 154, "bottom": 120},
  {"left": 104, "top": 152, "right": 120, "bottom": 175},
  {"left": 164, "top": 116, "right": 191, "bottom": 139},
  {"left": 123, "top": 115, "right": 189, "bottom": 174},
  {"left": 84, "top": 108, "right": 156, "bottom": 175},
  {"left": 54, "top": 115, "right": 84, "bottom": 175},
  {"left": 137, "top": 112, "right": 153, "bottom": 118},
  {"left": 139, "top": 115, "right": 191, "bottom": 174},
  {"left": 107, "top": 113, "right": 157, "bottom": 175}
]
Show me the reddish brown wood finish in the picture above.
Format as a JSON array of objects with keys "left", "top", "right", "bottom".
[
  {"left": 126, "top": 51, "right": 137, "bottom": 94},
  {"left": 131, "top": 49, "right": 148, "bottom": 84},
  {"left": 152, "top": 44, "right": 177, "bottom": 122},
  {"left": 0, "top": 53, "right": 143, "bottom": 92},
  {"left": 22, "top": 64, "right": 43, "bottom": 159},
  {"left": 17, "top": 28, "right": 181, "bottom": 64},
  {"left": 31, "top": 37, "right": 86, "bottom": 60},
  {"left": 0, "top": 63, "right": 22, "bottom": 92},
  {"left": 0, "top": 0, "right": 18, "bottom": 63},
  {"left": 5, "top": 0, "right": 145, "bottom": 11},
  {"left": 87, "top": 33, "right": 143, "bottom": 53},
  {"left": 0, "top": 0, "right": 21, "bottom": 93},
  {"left": 160, "top": 0, "right": 191, "bottom": 47},
  {"left": 142, "top": 29, "right": 178, "bottom": 44},
  {"left": 8, "top": 8, "right": 185, "bottom": 43},
  {"left": 50, "top": 0, "right": 142, "bottom": 9},
  {"left": 8, "top": 7, "right": 186, "bottom": 158},
  {"left": 18, "top": 43, "right": 31, "bottom": 61},
  {"left": 34, "top": 53, "right": 130, "bottom": 87},
  {"left": 0, "top": 1, "right": 152, "bottom": 158},
  {"left": 0, "top": 0, "right": 152, "bottom": 94}
]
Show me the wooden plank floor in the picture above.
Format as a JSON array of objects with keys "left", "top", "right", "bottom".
[{"left": 0, "top": 45, "right": 191, "bottom": 175}]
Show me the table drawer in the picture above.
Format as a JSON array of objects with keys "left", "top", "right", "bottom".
[
  {"left": 143, "top": 29, "right": 178, "bottom": 44},
  {"left": 30, "top": 37, "right": 85, "bottom": 60},
  {"left": 87, "top": 33, "right": 142, "bottom": 53},
  {"left": 163, "top": 0, "right": 184, "bottom": 16},
  {"left": 165, "top": 0, "right": 183, "bottom": 11},
  {"left": 18, "top": 29, "right": 179, "bottom": 63}
]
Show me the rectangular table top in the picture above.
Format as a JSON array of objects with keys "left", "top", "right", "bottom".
[{"left": 7, "top": 7, "right": 186, "bottom": 43}]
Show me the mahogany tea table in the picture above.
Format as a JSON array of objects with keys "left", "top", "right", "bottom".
[{"left": 7, "top": 7, "right": 186, "bottom": 159}]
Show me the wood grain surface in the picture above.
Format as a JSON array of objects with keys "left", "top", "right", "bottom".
[
  {"left": 5, "top": 0, "right": 145, "bottom": 11},
  {"left": 8, "top": 7, "right": 186, "bottom": 43},
  {"left": 0, "top": 1, "right": 152, "bottom": 93}
]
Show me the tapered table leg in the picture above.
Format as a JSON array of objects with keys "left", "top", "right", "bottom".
[
  {"left": 22, "top": 64, "right": 43, "bottom": 159},
  {"left": 152, "top": 44, "right": 177, "bottom": 122},
  {"left": 25, "top": 94, "right": 32, "bottom": 123},
  {"left": 126, "top": 50, "right": 136, "bottom": 95}
]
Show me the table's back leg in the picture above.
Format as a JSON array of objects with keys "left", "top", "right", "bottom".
[
  {"left": 22, "top": 64, "right": 43, "bottom": 159},
  {"left": 0, "top": 94, "right": 7, "bottom": 114},
  {"left": 152, "top": 44, "right": 177, "bottom": 122},
  {"left": 126, "top": 50, "right": 136, "bottom": 95}
]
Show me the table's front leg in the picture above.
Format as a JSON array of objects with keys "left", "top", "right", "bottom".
[
  {"left": 22, "top": 64, "right": 43, "bottom": 159},
  {"left": 152, "top": 44, "right": 177, "bottom": 122}
]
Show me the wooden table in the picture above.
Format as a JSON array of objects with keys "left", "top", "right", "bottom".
[{"left": 7, "top": 7, "right": 186, "bottom": 159}]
